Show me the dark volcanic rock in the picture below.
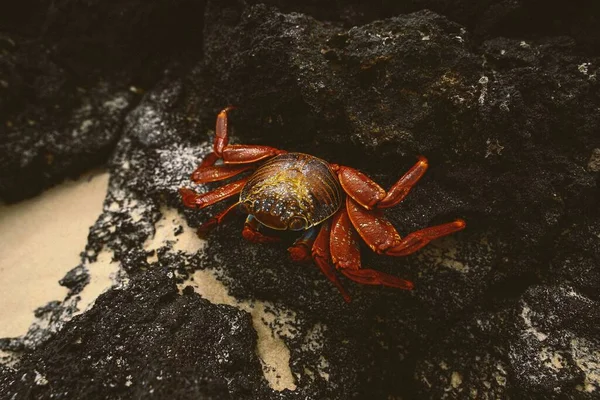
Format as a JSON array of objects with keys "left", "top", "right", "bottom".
[
  {"left": 0, "top": 0, "right": 206, "bottom": 82},
  {"left": 0, "top": 268, "right": 269, "bottom": 399},
  {"left": 414, "top": 285, "right": 600, "bottom": 399},
  {"left": 414, "top": 306, "right": 512, "bottom": 399},
  {"left": 238, "top": 0, "right": 600, "bottom": 53},
  {"left": 0, "top": 0, "right": 206, "bottom": 202},
  {"left": 550, "top": 211, "right": 600, "bottom": 301},
  {"left": 0, "top": 34, "right": 136, "bottom": 202},
  {"left": 204, "top": 4, "right": 481, "bottom": 157},
  {"left": 508, "top": 285, "right": 600, "bottom": 398}
]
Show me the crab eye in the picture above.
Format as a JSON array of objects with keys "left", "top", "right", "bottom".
[{"left": 288, "top": 216, "right": 307, "bottom": 231}]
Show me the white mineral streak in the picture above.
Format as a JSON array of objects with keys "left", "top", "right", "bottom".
[
  {"left": 451, "top": 371, "right": 463, "bottom": 388},
  {"left": 587, "top": 148, "right": 600, "bottom": 172},
  {"left": 478, "top": 75, "right": 489, "bottom": 105},
  {"left": 538, "top": 347, "right": 565, "bottom": 372},
  {"left": 571, "top": 337, "right": 600, "bottom": 392},
  {"left": 0, "top": 171, "right": 109, "bottom": 339},
  {"left": 0, "top": 349, "right": 19, "bottom": 368},
  {"left": 146, "top": 207, "right": 297, "bottom": 392},
  {"left": 520, "top": 303, "right": 548, "bottom": 341}
]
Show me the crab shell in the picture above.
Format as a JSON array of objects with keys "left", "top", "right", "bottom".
[{"left": 239, "top": 153, "right": 343, "bottom": 231}]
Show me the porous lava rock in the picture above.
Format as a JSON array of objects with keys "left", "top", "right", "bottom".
[{"left": 1, "top": 0, "right": 599, "bottom": 399}]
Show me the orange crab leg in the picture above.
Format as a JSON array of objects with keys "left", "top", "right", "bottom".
[
  {"left": 191, "top": 164, "right": 254, "bottom": 183},
  {"left": 214, "top": 106, "right": 235, "bottom": 156},
  {"left": 208, "top": 106, "right": 286, "bottom": 166},
  {"left": 312, "top": 221, "right": 351, "bottom": 303},
  {"left": 193, "top": 107, "right": 235, "bottom": 169},
  {"left": 334, "top": 156, "right": 429, "bottom": 209},
  {"left": 340, "top": 269, "right": 414, "bottom": 289},
  {"left": 346, "top": 197, "right": 465, "bottom": 256},
  {"left": 196, "top": 202, "right": 243, "bottom": 237},
  {"left": 199, "top": 151, "right": 220, "bottom": 168},
  {"left": 335, "top": 166, "right": 386, "bottom": 209},
  {"left": 386, "top": 219, "right": 466, "bottom": 256},
  {"left": 331, "top": 208, "right": 414, "bottom": 289},
  {"left": 378, "top": 156, "right": 428, "bottom": 208},
  {"left": 330, "top": 209, "right": 361, "bottom": 270},
  {"left": 179, "top": 178, "right": 248, "bottom": 209},
  {"left": 222, "top": 145, "right": 286, "bottom": 164}
]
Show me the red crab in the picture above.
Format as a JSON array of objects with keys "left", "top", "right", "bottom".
[{"left": 180, "top": 107, "right": 466, "bottom": 302}]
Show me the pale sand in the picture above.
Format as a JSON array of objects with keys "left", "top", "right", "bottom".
[
  {"left": 0, "top": 171, "right": 110, "bottom": 338},
  {"left": 75, "top": 248, "right": 120, "bottom": 316},
  {"left": 147, "top": 207, "right": 297, "bottom": 391}
]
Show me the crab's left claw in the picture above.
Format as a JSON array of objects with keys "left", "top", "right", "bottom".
[
  {"left": 345, "top": 197, "right": 466, "bottom": 256},
  {"left": 330, "top": 208, "right": 415, "bottom": 290}
]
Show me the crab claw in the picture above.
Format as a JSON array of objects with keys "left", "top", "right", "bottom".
[
  {"left": 287, "top": 244, "right": 312, "bottom": 263},
  {"left": 179, "top": 188, "right": 202, "bottom": 208},
  {"left": 241, "top": 215, "right": 281, "bottom": 243}
]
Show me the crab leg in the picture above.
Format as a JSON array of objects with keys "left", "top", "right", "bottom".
[
  {"left": 312, "top": 221, "right": 351, "bottom": 303},
  {"left": 333, "top": 156, "right": 428, "bottom": 209},
  {"left": 346, "top": 197, "right": 465, "bottom": 256},
  {"left": 214, "top": 106, "right": 235, "bottom": 156},
  {"left": 188, "top": 108, "right": 236, "bottom": 169},
  {"left": 330, "top": 208, "right": 414, "bottom": 290},
  {"left": 222, "top": 145, "right": 286, "bottom": 164},
  {"left": 191, "top": 164, "right": 254, "bottom": 183},
  {"left": 385, "top": 219, "right": 466, "bottom": 256},
  {"left": 199, "top": 152, "right": 220, "bottom": 168},
  {"left": 196, "top": 202, "right": 243, "bottom": 237},
  {"left": 189, "top": 107, "right": 287, "bottom": 182},
  {"left": 211, "top": 107, "right": 287, "bottom": 163},
  {"left": 378, "top": 156, "right": 428, "bottom": 208},
  {"left": 242, "top": 215, "right": 281, "bottom": 243},
  {"left": 330, "top": 209, "right": 361, "bottom": 270},
  {"left": 179, "top": 178, "right": 248, "bottom": 209},
  {"left": 288, "top": 227, "right": 318, "bottom": 262},
  {"left": 340, "top": 269, "right": 414, "bottom": 288},
  {"left": 335, "top": 166, "right": 386, "bottom": 209}
]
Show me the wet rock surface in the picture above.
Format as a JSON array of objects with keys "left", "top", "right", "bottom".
[{"left": 1, "top": 0, "right": 599, "bottom": 399}]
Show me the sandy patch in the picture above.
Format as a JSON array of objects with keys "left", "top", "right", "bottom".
[
  {"left": 0, "top": 171, "right": 109, "bottom": 338},
  {"left": 75, "top": 248, "right": 121, "bottom": 315}
]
